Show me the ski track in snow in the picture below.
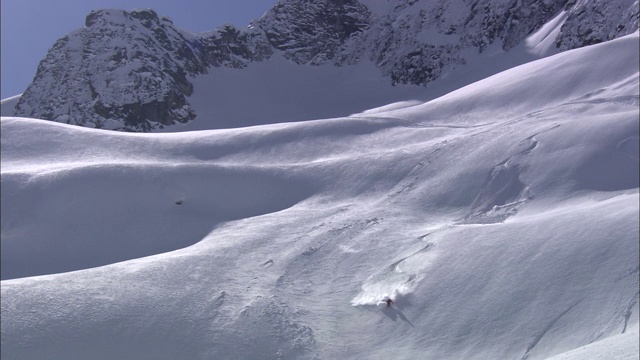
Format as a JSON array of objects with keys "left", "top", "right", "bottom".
[
  {"left": 521, "top": 298, "right": 586, "bottom": 360},
  {"left": 1, "top": 33, "right": 639, "bottom": 360}
]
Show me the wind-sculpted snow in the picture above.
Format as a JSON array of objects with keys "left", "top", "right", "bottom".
[
  {"left": 8, "top": 0, "right": 639, "bottom": 131},
  {"left": 0, "top": 163, "right": 313, "bottom": 280},
  {"left": 0, "top": 95, "right": 20, "bottom": 116},
  {"left": 371, "top": 32, "right": 640, "bottom": 124},
  {"left": 1, "top": 33, "right": 638, "bottom": 360}
]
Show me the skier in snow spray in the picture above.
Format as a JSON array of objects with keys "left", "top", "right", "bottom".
[{"left": 385, "top": 298, "right": 394, "bottom": 308}]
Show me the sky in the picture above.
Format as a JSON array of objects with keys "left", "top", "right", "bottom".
[{"left": 0, "top": 0, "right": 279, "bottom": 99}]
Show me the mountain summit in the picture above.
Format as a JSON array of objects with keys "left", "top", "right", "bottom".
[{"left": 10, "top": 0, "right": 640, "bottom": 131}]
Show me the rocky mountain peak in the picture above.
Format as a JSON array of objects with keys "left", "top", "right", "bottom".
[
  {"left": 555, "top": 0, "right": 640, "bottom": 50},
  {"left": 256, "top": 0, "right": 371, "bottom": 64}
]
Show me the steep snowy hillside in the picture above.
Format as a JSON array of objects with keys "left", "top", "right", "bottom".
[
  {"left": 0, "top": 95, "right": 20, "bottom": 116},
  {"left": 7, "top": 0, "right": 639, "bottom": 131},
  {"left": 1, "top": 31, "right": 638, "bottom": 360}
]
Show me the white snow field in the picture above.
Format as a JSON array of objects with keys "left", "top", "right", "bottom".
[{"left": 1, "top": 31, "right": 639, "bottom": 360}]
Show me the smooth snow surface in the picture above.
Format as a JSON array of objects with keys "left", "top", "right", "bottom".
[
  {"left": 546, "top": 327, "right": 639, "bottom": 360},
  {"left": 169, "top": 57, "right": 427, "bottom": 131},
  {"left": 162, "top": 15, "right": 574, "bottom": 133},
  {"left": 1, "top": 33, "right": 639, "bottom": 360},
  {"left": 0, "top": 95, "right": 20, "bottom": 116}
]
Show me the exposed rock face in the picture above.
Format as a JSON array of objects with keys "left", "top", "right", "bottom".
[
  {"left": 16, "top": 9, "right": 202, "bottom": 131},
  {"left": 13, "top": 0, "right": 639, "bottom": 131},
  {"left": 555, "top": 0, "right": 640, "bottom": 50},
  {"left": 256, "top": 0, "right": 371, "bottom": 65},
  {"left": 14, "top": 9, "right": 272, "bottom": 131}
]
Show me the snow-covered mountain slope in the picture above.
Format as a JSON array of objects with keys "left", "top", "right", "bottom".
[
  {"left": 2, "top": 32, "right": 638, "bottom": 359},
  {"left": 0, "top": 95, "right": 20, "bottom": 116},
  {"left": 545, "top": 329, "right": 640, "bottom": 360},
  {"left": 7, "top": 0, "right": 639, "bottom": 131}
]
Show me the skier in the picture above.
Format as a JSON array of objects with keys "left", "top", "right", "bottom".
[{"left": 386, "top": 298, "right": 394, "bottom": 308}]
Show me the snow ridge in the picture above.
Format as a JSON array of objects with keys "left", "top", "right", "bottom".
[{"left": 1, "top": 31, "right": 638, "bottom": 360}]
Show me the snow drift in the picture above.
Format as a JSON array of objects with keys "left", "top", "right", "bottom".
[{"left": 1, "top": 31, "right": 638, "bottom": 360}]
